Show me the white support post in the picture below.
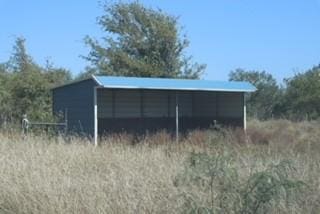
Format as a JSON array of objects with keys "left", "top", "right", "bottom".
[
  {"left": 243, "top": 93, "right": 247, "bottom": 131},
  {"left": 175, "top": 91, "right": 179, "bottom": 143},
  {"left": 94, "top": 87, "right": 98, "bottom": 146}
]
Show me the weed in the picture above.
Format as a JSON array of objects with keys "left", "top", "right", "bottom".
[{"left": 176, "top": 152, "right": 305, "bottom": 213}]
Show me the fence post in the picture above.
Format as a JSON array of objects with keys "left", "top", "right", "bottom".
[{"left": 21, "top": 114, "right": 30, "bottom": 138}]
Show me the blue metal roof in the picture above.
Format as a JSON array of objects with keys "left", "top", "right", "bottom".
[{"left": 93, "top": 75, "right": 256, "bottom": 92}]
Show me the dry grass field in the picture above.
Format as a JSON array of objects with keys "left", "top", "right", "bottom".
[{"left": 0, "top": 120, "right": 319, "bottom": 213}]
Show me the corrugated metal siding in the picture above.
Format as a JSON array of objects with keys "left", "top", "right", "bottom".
[
  {"left": 98, "top": 89, "right": 171, "bottom": 118},
  {"left": 218, "top": 92, "right": 243, "bottom": 118},
  {"left": 97, "top": 90, "right": 197, "bottom": 118},
  {"left": 96, "top": 89, "right": 244, "bottom": 135},
  {"left": 97, "top": 89, "right": 112, "bottom": 118},
  {"left": 96, "top": 90, "right": 244, "bottom": 119},
  {"left": 167, "top": 92, "right": 193, "bottom": 117},
  {"left": 168, "top": 92, "right": 175, "bottom": 117},
  {"left": 114, "top": 90, "right": 141, "bottom": 118},
  {"left": 52, "top": 79, "right": 97, "bottom": 135},
  {"left": 193, "top": 91, "right": 217, "bottom": 117},
  {"left": 178, "top": 92, "right": 192, "bottom": 117},
  {"left": 144, "top": 90, "right": 168, "bottom": 117}
]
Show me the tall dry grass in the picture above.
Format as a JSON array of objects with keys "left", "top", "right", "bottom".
[{"left": 0, "top": 120, "right": 319, "bottom": 213}]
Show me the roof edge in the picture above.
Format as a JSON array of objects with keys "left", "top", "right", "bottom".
[
  {"left": 100, "top": 85, "right": 255, "bottom": 92},
  {"left": 51, "top": 76, "right": 95, "bottom": 90},
  {"left": 91, "top": 75, "right": 103, "bottom": 86}
]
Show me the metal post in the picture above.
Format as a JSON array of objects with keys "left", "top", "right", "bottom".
[
  {"left": 175, "top": 91, "right": 179, "bottom": 143},
  {"left": 94, "top": 87, "right": 98, "bottom": 146},
  {"left": 243, "top": 93, "right": 247, "bottom": 131}
]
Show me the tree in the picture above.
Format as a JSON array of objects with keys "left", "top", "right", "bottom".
[
  {"left": 0, "top": 64, "right": 12, "bottom": 124},
  {"left": 44, "top": 59, "right": 72, "bottom": 87},
  {"left": 229, "top": 69, "right": 280, "bottom": 119},
  {"left": 282, "top": 65, "right": 320, "bottom": 120},
  {"left": 10, "top": 70, "right": 52, "bottom": 120},
  {"left": 8, "top": 37, "right": 34, "bottom": 73},
  {"left": 5, "top": 37, "right": 71, "bottom": 121},
  {"left": 6, "top": 38, "right": 48, "bottom": 120},
  {"left": 84, "top": 1, "right": 205, "bottom": 78}
]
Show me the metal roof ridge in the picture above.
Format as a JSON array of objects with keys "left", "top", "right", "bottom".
[
  {"left": 91, "top": 75, "right": 103, "bottom": 86},
  {"left": 94, "top": 75, "right": 251, "bottom": 84},
  {"left": 50, "top": 76, "right": 92, "bottom": 90}
]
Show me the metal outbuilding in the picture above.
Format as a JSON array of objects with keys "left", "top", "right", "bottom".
[{"left": 52, "top": 75, "right": 255, "bottom": 145}]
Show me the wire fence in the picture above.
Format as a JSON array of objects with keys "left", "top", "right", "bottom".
[{"left": 21, "top": 110, "right": 68, "bottom": 138}]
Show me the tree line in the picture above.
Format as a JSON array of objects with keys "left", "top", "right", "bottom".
[
  {"left": 0, "top": 1, "right": 319, "bottom": 126},
  {"left": 229, "top": 66, "right": 320, "bottom": 120}
]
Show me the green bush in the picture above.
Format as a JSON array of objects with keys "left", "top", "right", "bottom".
[{"left": 176, "top": 150, "right": 305, "bottom": 213}]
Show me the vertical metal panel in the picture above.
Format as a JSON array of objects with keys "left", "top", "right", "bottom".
[
  {"left": 112, "top": 90, "right": 115, "bottom": 118},
  {"left": 114, "top": 90, "right": 141, "bottom": 118},
  {"left": 52, "top": 79, "right": 98, "bottom": 136},
  {"left": 167, "top": 92, "right": 171, "bottom": 117},
  {"left": 216, "top": 93, "right": 219, "bottom": 117},
  {"left": 167, "top": 91, "right": 193, "bottom": 117},
  {"left": 97, "top": 89, "right": 112, "bottom": 118},
  {"left": 168, "top": 92, "right": 176, "bottom": 117},
  {"left": 144, "top": 90, "right": 168, "bottom": 117},
  {"left": 191, "top": 92, "right": 195, "bottom": 117},
  {"left": 178, "top": 92, "right": 192, "bottom": 117},
  {"left": 193, "top": 91, "right": 217, "bottom": 117},
  {"left": 218, "top": 92, "right": 243, "bottom": 118},
  {"left": 140, "top": 90, "right": 144, "bottom": 117}
]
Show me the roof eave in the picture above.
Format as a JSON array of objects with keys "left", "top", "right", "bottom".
[
  {"left": 99, "top": 85, "right": 255, "bottom": 92},
  {"left": 51, "top": 76, "right": 96, "bottom": 90},
  {"left": 91, "top": 74, "right": 103, "bottom": 86}
]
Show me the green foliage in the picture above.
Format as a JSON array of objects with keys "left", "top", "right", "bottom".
[
  {"left": 177, "top": 151, "right": 239, "bottom": 213},
  {"left": 0, "top": 64, "right": 12, "bottom": 123},
  {"left": 0, "top": 37, "right": 71, "bottom": 124},
  {"left": 83, "top": 1, "right": 205, "bottom": 79},
  {"left": 280, "top": 65, "right": 320, "bottom": 120},
  {"left": 8, "top": 37, "right": 33, "bottom": 73},
  {"left": 176, "top": 149, "right": 305, "bottom": 213},
  {"left": 228, "top": 66, "right": 320, "bottom": 120},
  {"left": 10, "top": 70, "right": 51, "bottom": 120},
  {"left": 240, "top": 160, "right": 305, "bottom": 214},
  {"left": 229, "top": 69, "right": 281, "bottom": 119},
  {"left": 44, "top": 60, "right": 72, "bottom": 87}
]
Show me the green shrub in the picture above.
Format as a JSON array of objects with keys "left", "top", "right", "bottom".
[{"left": 176, "top": 151, "right": 305, "bottom": 213}]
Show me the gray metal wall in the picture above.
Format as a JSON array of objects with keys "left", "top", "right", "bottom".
[
  {"left": 98, "top": 89, "right": 243, "bottom": 119},
  {"left": 52, "top": 79, "right": 98, "bottom": 136},
  {"left": 97, "top": 89, "right": 244, "bottom": 134}
]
